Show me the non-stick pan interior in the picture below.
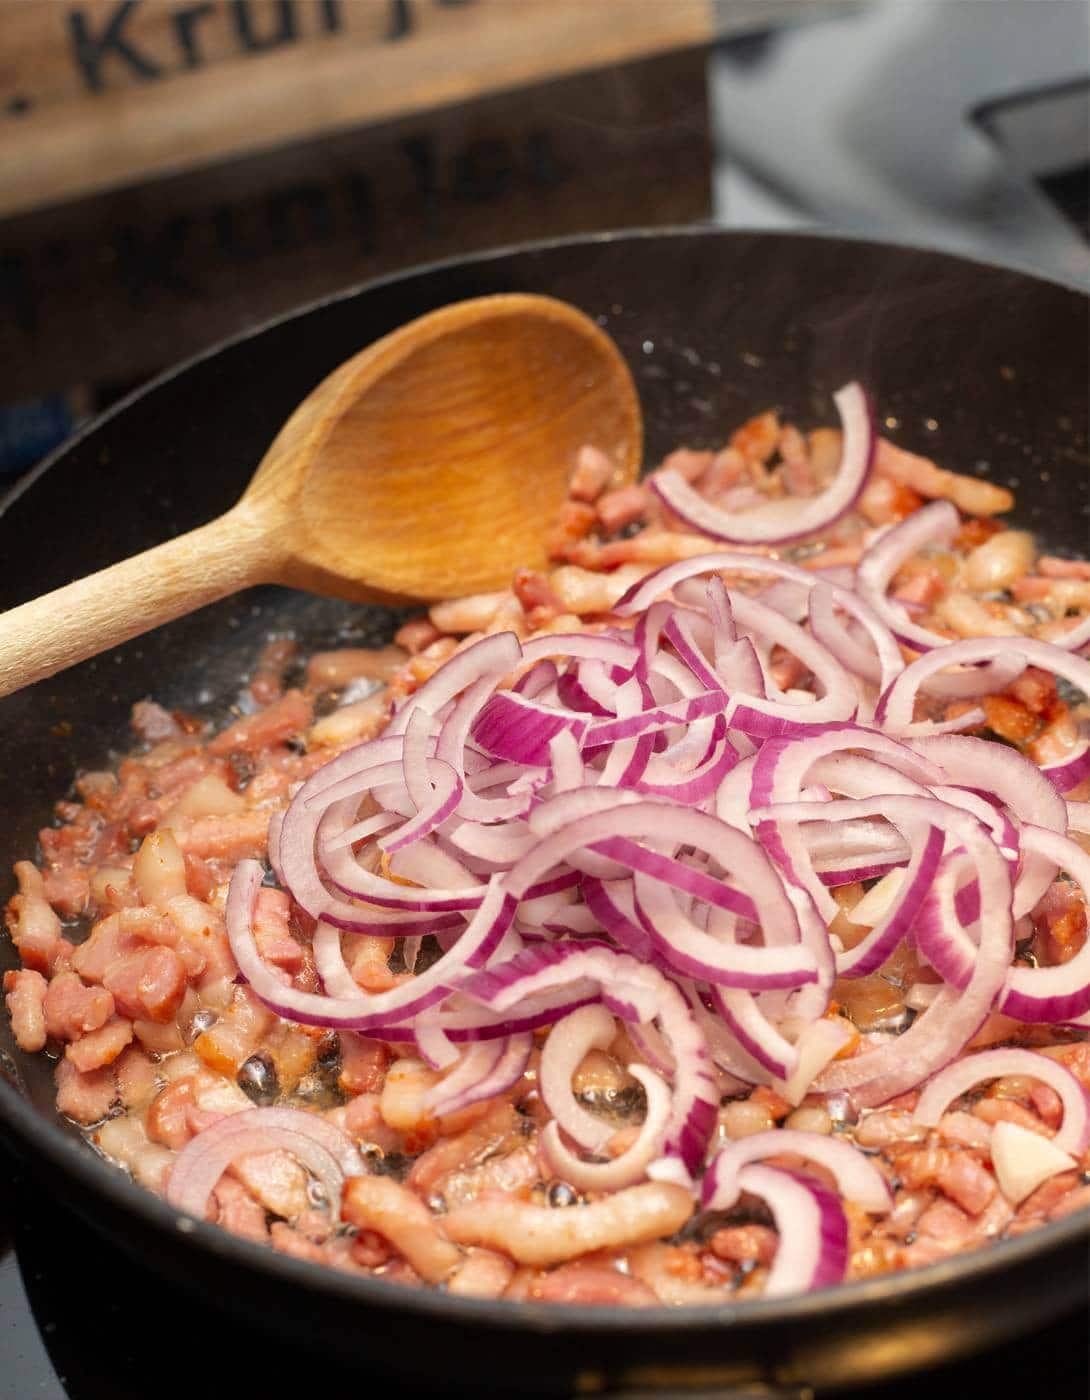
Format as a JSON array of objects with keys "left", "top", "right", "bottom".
[{"left": 1, "top": 229, "right": 1087, "bottom": 1390}]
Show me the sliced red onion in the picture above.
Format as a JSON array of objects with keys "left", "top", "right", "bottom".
[
  {"left": 503, "top": 802, "right": 817, "bottom": 991},
  {"left": 473, "top": 690, "right": 590, "bottom": 766},
  {"left": 918, "top": 826, "right": 1090, "bottom": 1023},
  {"left": 913, "top": 1047, "right": 1090, "bottom": 1155},
  {"left": 541, "top": 1063, "right": 671, "bottom": 1191},
  {"left": 701, "top": 1128, "right": 892, "bottom": 1213},
  {"left": 538, "top": 1005, "right": 621, "bottom": 1152},
  {"left": 707, "top": 980, "right": 798, "bottom": 1080},
  {"left": 856, "top": 501, "right": 961, "bottom": 653},
  {"left": 879, "top": 636, "right": 1090, "bottom": 737},
  {"left": 730, "top": 1164, "right": 849, "bottom": 1296},
  {"left": 649, "top": 382, "right": 874, "bottom": 546},
  {"left": 228, "top": 859, "right": 513, "bottom": 1031},
  {"left": 166, "top": 1107, "right": 361, "bottom": 1221},
  {"left": 762, "top": 796, "right": 1016, "bottom": 1107},
  {"left": 425, "top": 1032, "right": 532, "bottom": 1119},
  {"left": 910, "top": 733, "right": 1067, "bottom": 917},
  {"left": 834, "top": 820, "right": 944, "bottom": 978},
  {"left": 463, "top": 941, "right": 717, "bottom": 1176},
  {"left": 388, "top": 632, "right": 522, "bottom": 736},
  {"left": 1041, "top": 726, "right": 1090, "bottom": 794}
]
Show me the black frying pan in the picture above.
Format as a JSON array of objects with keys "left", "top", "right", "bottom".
[{"left": 1, "top": 229, "right": 1087, "bottom": 1398}]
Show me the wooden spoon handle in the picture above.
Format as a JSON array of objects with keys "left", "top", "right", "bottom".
[{"left": 0, "top": 506, "right": 280, "bottom": 698}]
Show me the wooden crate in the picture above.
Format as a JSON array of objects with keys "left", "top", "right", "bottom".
[
  {"left": 0, "top": 8, "right": 713, "bottom": 400},
  {"left": 2, "top": 9, "right": 716, "bottom": 400}
]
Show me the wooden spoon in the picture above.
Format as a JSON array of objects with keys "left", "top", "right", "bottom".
[{"left": 0, "top": 294, "right": 641, "bottom": 698}]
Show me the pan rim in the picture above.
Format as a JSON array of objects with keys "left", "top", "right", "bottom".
[
  {"left": 1, "top": 223, "right": 1087, "bottom": 1334},
  {"left": 2, "top": 222, "right": 1085, "bottom": 530}
]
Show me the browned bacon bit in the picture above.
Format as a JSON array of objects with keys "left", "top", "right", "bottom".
[
  {"left": 54, "top": 1056, "right": 117, "bottom": 1124},
  {"left": 596, "top": 483, "right": 650, "bottom": 535},
  {"left": 708, "top": 1224, "right": 778, "bottom": 1267},
  {"left": 66, "top": 1018, "right": 134, "bottom": 1072},
  {"left": 305, "top": 647, "right": 406, "bottom": 690},
  {"left": 3, "top": 968, "right": 47, "bottom": 1052},
  {"left": 208, "top": 690, "right": 312, "bottom": 758},
  {"left": 393, "top": 618, "right": 442, "bottom": 655},
  {"left": 131, "top": 700, "right": 185, "bottom": 745},
  {"left": 546, "top": 500, "right": 598, "bottom": 560},
  {"left": 512, "top": 569, "right": 562, "bottom": 628},
  {"left": 528, "top": 1260, "right": 658, "bottom": 1306},
  {"left": 250, "top": 638, "right": 298, "bottom": 705},
  {"left": 568, "top": 444, "right": 617, "bottom": 502}
]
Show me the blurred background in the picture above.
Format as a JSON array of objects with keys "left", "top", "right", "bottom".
[{"left": 1, "top": 0, "right": 1087, "bottom": 483}]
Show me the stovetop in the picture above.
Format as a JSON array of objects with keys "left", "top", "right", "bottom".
[{"left": 1, "top": 1145, "right": 1086, "bottom": 1400}]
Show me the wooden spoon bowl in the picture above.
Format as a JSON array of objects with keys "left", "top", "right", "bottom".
[{"left": 0, "top": 293, "right": 641, "bottom": 697}]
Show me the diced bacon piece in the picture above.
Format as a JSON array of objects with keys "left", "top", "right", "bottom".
[
  {"left": 339, "top": 1093, "right": 402, "bottom": 1154},
  {"left": 72, "top": 914, "right": 140, "bottom": 984},
  {"left": 1028, "top": 1083, "right": 1064, "bottom": 1130},
  {"left": 250, "top": 637, "right": 298, "bottom": 705},
  {"left": 447, "top": 1249, "right": 516, "bottom": 1299},
  {"left": 132, "top": 830, "right": 188, "bottom": 907},
  {"left": 103, "top": 946, "right": 187, "bottom": 1023},
  {"left": 5, "top": 861, "right": 66, "bottom": 974},
  {"left": 1039, "top": 556, "right": 1090, "bottom": 579},
  {"left": 182, "top": 852, "right": 217, "bottom": 901},
  {"left": 937, "top": 1112, "right": 992, "bottom": 1153},
  {"left": 212, "top": 1176, "right": 269, "bottom": 1242},
  {"left": 252, "top": 887, "right": 302, "bottom": 971},
  {"left": 131, "top": 700, "right": 184, "bottom": 744},
  {"left": 208, "top": 690, "right": 312, "bottom": 757},
  {"left": 973, "top": 1097, "right": 1052, "bottom": 1138},
  {"left": 115, "top": 1045, "right": 160, "bottom": 1109},
  {"left": 436, "top": 1145, "right": 538, "bottom": 1210},
  {"left": 172, "top": 810, "right": 271, "bottom": 863},
  {"left": 65, "top": 1017, "right": 134, "bottom": 1072},
  {"left": 165, "top": 894, "right": 233, "bottom": 981},
  {"left": 512, "top": 569, "right": 561, "bottom": 625},
  {"left": 891, "top": 563, "right": 947, "bottom": 607},
  {"left": 938, "top": 1152, "right": 996, "bottom": 1216},
  {"left": 43, "top": 971, "right": 115, "bottom": 1041},
  {"left": 660, "top": 446, "right": 714, "bottom": 484},
  {"left": 307, "top": 692, "right": 390, "bottom": 749},
  {"left": 569, "top": 444, "right": 617, "bottom": 502},
  {"left": 1008, "top": 667, "right": 1057, "bottom": 715},
  {"left": 338, "top": 1034, "right": 389, "bottom": 1095},
  {"left": 529, "top": 1261, "right": 658, "bottom": 1306},
  {"left": 858, "top": 475, "right": 923, "bottom": 525},
  {"left": 730, "top": 411, "right": 779, "bottom": 464},
  {"left": 596, "top": 483, "right": 649, "bottom": 535},
  {"left": 408, "top": 1102, "right": 521, "bottom": 1196},
  {"left": 306, "top": 647, "right": 404, "bottom": 690},
  {"left": 192, "top": 986, "right": 276, "bottom": 1076},
  {"left": 349, "top": 935, "right": 399, "bottom": 993},
  {"left": 41, "top": 865, "right": 90, "bottom": 918},
  {"left": 117, "top": 905, "right": 204, "bottom": 978},
  {"left": 708, "top": 1224, "right": 778, "bottom": 1267},
  {"left": 981, "top": 695, "right": 1037, "bottom": 743},
  {"left": 3, "top": 969, "right": 47, "bottom": 1051},
  {"left": 394, "top": 617, "right": 442, "bottom": 654},
  {"left": 342, "top": 1176, "right": 461, "bottom": 1283},
  {"left": 148, "top": 1079, "right": 197, "bottom": 1148},
  {"left": 442, "top": 1182, "right": 694, "bottom": 1268},
  {"left": 55, "top": 1057, "right": 116, "bottom": 1124},
  {"left": 231, "top": 1149, "right": 309, "bottom": 1220},
  {"left": 874, "top": 438, "right": 1013, "bottom": 515},
  {"left": 546, "top": 499, "right": 598, "bottom": 560}
]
